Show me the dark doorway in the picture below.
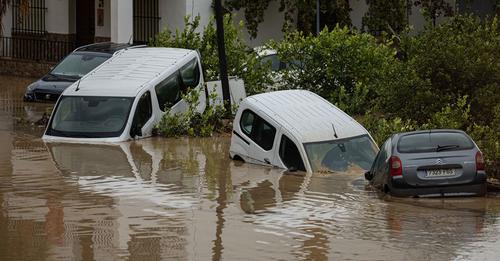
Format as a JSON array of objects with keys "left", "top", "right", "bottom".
[{"left": 76, "top": 0, "right": 95, "bottom": 46}]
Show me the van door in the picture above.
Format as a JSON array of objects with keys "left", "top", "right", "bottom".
[
  {"left": 130, "top": 91, "right": 154, "bottom": 138},
  {"left": 277, "top": 133, "right": 306, "bottom": 172},
  {"left": 239, "top": 109, "right": 278, "bottom": 166}
]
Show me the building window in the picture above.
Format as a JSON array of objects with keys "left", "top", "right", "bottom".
[
  {"left": 133, "top": 0, "right": 160, "bottom": 44},
  {"left": 12, "top": 0, "right": 47, "bottom": 35}
]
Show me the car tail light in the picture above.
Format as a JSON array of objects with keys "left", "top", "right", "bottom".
[
  {"left": 476, "top": 151, "right": 485, "bottom": 171},
  {"left": 390, "top": 156, "right": 403, "bottom": 176}
]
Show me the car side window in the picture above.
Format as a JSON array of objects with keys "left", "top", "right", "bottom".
[
  {"left": 374, "top": 138, "right": 391, "bottom": 173},
  {"left": 155, "top": 73, "right": 181, "bottom": 111},
  {"left": 130, "top": 91, "right": 152, "bottom": 137},
  {"left": 180, "top": 58, "right": 200, "bottom": 89},
  {"left": 370, "top": 139, "right": 386, "bottom": 173},
  {"left": 279, "top": 134, "right": 305, "bottom": 171},
  {"left": 239, "top": 110, "right": 276, "bottom": 151}
]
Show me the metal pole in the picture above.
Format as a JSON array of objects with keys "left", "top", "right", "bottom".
[
  {"left": 214, "top": 0, "right": 231, "bottom": 114},
  {"left": 316, "top": 0, "right": 320, "bottom": 35}
]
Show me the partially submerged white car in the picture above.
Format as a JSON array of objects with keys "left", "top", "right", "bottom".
[
  {"left": 229, "top": 90, "right": 379, "bottom": 173},
  {"left": 43, "top": 47, "right": 245, "bottom": 143}
]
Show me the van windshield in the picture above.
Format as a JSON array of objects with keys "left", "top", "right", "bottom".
[
  {"left": 46, "top": 96, "right": 133, "bottom": 138},
  {"left": 304, "top": 135, "right": 378, "bottom": 173}
]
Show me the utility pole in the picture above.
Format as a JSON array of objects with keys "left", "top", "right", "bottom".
[
  {"left": 214, "top": 0, "right": 231, "bottom": 114},
  {"left": 316, "top": 0, "right": 320, "bottom": 35}
]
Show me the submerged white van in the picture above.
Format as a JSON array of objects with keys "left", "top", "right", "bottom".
[
  {"left": 43, "top": 47, "right": 243, "bottom": 143},
  {"left": 229, "top": 90, "right": 379, "bottom": 173}
]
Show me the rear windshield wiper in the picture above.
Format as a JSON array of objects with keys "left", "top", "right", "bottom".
[{"left": 436, "top": 144, "right": 460, "bottom": 152}]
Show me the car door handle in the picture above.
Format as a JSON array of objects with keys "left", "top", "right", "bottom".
[{"left": 264, "top": 158, "right": 270, "bottom": 164}]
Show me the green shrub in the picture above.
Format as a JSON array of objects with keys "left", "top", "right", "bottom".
[
  {"left": 155, "top": 89, "right": 227, "bottom": 137},
  {"left": 151, "top": 15, "right": 273, "bottom": 95},
  {"left": 394, "top": 15, "right": 500, "bottom": 124},
  {"left": 273, "top": 26, "right": 399, "bottom": 114}
]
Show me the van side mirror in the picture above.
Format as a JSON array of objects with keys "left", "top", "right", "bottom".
[{"left": 364, "top": 171, "right": 373, "bottom": 181}]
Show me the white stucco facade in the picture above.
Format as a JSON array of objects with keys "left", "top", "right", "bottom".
[
  {"left": 0, "top": 0, "right": 492, "bottom": 46},
  {"left": 110, "top": 0, "right": 133, "bottom": 43},
  {"left": 1, "top": 5, "right": 12, "bottom": 37},
  {"left": 95, "top": 0, "right": 111, "bottom": 38},
  {"left": 45, "top": 0, "right": 71, "bottom": 34}
]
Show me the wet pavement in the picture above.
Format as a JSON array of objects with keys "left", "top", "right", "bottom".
[{"left": 1, "top": 75, "right": 500, "bottom": 260}]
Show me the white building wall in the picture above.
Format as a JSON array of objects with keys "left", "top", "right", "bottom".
[
  {"left": 46, "top": 0, "right": 70, "bottom": 34},
  {"left": 95, "top": 0, "right": 111, "bottom": 37},
  {"left": 186, "top": 0, "right": 212, "bottom": 33},
  {"left": 234, "top": 1, "right": 293, "bottom": 47},
  {"left": 95, "top": 0, "right": 111, "bottom": 38},
  {"left": 159, "top": 0, "right": 187, "bottom": 33},
  {"left": 1, "top": 5, "right": 12, "bottom": 37},
  {"left": 349, "top": 0, "right": 369, "bottom": 30},
  {"left": 111, "top": 0, "right": 133, "bottom": 43}
]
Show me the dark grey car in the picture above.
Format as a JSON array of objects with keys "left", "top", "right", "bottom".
[
  {"left": 23, "top": 42, "right": 137, "bottom": 102},
  {"left": 365, "top": 130, "right": 487, "bottom": 197}
]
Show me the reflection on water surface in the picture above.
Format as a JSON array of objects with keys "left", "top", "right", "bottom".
[{"left": 1, "top": 75, "right": 500, "bottom": 260}]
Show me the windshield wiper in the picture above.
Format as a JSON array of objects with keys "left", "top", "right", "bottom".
[
  {"left": 49, "top": 73, "right": 80, "bottom": 81},
  {"left": 436, "top": 144, "right": 460, "bottom": 152}
]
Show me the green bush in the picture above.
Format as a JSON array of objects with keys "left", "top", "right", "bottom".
[
  {"left": 151, "top": 15, "right": 273, "bottom": 95},
  {"left": 273, "top": 26, "right": 399, "bottom": 114},
  {"left": 393, "top": 15, "right": 500, "bottom": 124},
  {"left": 155, "top": 89, "right": 227, "bottom": 137}
]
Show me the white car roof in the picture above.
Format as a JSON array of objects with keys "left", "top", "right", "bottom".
[
  {"left": 62, "top": 47, "right": 196, "bottom": 97},
  {"left": 244, "top": 90, "right": 368, "bottom": 143}
]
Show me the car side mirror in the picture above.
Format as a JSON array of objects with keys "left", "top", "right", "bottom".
[{"left": 364, "top": 171, "right": 373, "bottom": 181}]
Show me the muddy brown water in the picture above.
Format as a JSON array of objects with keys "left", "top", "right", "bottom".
[{"left": 1, "top": 75, "right": 500, "bottom": 261}]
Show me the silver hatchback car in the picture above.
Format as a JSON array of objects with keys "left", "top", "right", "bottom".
[{"left": 365, "top": 130, "right": 487, "bottom": 197}]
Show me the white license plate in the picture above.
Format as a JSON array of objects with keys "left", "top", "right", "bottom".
[{"left": 426, "top": 169, "right": 456, "bottom": 177}]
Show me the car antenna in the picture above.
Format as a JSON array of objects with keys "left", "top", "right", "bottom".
[
  {"left": 332, "top": 123, "right": 338, "bottom": 139},
  {"left": 75, "top": 79, "right": 81, "bottom": 92}
]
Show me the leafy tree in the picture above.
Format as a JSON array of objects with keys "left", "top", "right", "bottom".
[
  {"left": 222, "top": 0, "right": 351, "bottom": 37},
  {"left": 150, "top": 15, "right": 273, "bottom": 95},
  {"left": 272, "top": 26, "right": 398, "bottom": 114},
  {"left": 362, "top": 0, "right": 408, "bottom": 35},
  {"left": 413, "top": 0, "right": 454, "bottom": 26}
]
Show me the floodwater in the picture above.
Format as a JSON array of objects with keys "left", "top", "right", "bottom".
[{"left": 1, "top": 75, "right": 500, "bottom": 261}]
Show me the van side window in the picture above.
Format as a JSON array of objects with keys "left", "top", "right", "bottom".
[
  {"left": 155, "top": 73, "right": 181, "bottom": 111},
  {"left": 279, "top": 135, "right": 306, "bottom": 171},
  {"left": 180, "top": 58, "right": 200, "bottom": 89},
  {"left": 239, "top": 110, "right": 276, "bottom": 151},
  {"left": 130, "top": 91, "right": 152, "bottom": 137},
  {"left": 240, "top": 110, "right": 254, "bottom": 135}
]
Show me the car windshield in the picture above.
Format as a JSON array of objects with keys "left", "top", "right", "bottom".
[
  {"left": 46, "top": 96, "right": 133, "bottom": 138},
  {"left": 304, "top": 135, "right": 378, "bottom": 173},
  {"left": 398, "top": 132, "right": 474, "bottom": 153},
  {"left": 51, "top": 53, "right": 109, "bottom": 78}
]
